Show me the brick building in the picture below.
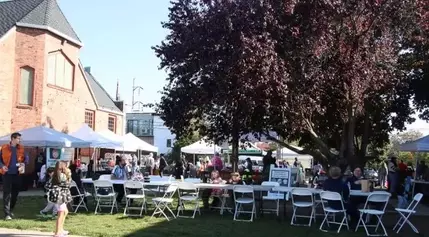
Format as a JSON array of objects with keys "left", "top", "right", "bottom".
[{"left": 0, "top": 0, "right": 124, "bottom": 136}]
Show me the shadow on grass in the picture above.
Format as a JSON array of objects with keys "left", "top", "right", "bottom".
[{"left": 0, "top": 197, "right": 426, "bottom": 237}]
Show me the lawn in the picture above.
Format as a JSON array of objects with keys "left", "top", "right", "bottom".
[{"left": 0, "top": 196, "right": 424, "bottom": 237}]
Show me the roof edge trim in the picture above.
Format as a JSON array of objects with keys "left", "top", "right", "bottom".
[
  {"left": 0, "top": 26, "right": 16, "bottom": 43},
  {"left": 16, "top": 22, "right": 83, "bottom": 47}
]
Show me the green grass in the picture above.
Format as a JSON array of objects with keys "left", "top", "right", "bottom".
[{"left": 0, "top": 196, "right": 423, "bottom": 237}]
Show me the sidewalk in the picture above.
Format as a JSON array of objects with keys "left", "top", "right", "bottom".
[{"left": 0, "top": 228, "right": 85, "bottom": 237}]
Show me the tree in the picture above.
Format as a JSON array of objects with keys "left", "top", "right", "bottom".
[
  {"left": 255, "top": 0, "right": 422, "bottom": 168},
  {"left": 155, "top": 0, "right": 425, "bottom": 169},
  {"left": 154, "top": 0, "right": 285, "bottom": 169}
]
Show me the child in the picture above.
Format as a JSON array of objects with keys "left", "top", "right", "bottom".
[
  {"left": 40, "top": 167, "right": 57, "bottom": 217},
  {"left": 46, "top": 161, "right": 72, "bottom": 237},
  {"left": 210, "top": 170, "right": 223, "bottom": 207}
]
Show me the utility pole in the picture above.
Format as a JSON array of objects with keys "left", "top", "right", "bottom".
[{"left": 131, "top": 78, "right": 144, "bottom": 111}]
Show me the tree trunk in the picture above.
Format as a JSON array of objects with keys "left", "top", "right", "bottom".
[
  {"left": 231, "top": 131, "right": 239, "bottom": 172},
  {"left": 346, "top": 104, "right": 357, "bottom": 167},
  {"left": 358, "top": 108, "right": 371, "bottom": 167}
]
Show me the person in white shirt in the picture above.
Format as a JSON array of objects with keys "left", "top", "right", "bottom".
[
  {"left": 39, "top": 164, "right": 47, "bottom": 184},
  {"left": 146, "top": 153, "right": 155, "bottom": 175}
]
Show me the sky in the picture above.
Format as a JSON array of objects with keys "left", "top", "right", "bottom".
[
  {"left": 58, "top": 0, "right": 170, "bottom": 112},
  {"left": 57, "top": 0, "right": 429, "bottom": 136}
]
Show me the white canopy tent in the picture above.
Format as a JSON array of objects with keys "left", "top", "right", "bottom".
[
  {"left": 123, "top": 133, "right": 158, "bottom": 153},
  {"left": 98, "top": 130, "right": 136, "bottom": 152},
  {"left": 181, "top": 139, "right": 221, "bottom": 154},
  {"left": 0, "top": 126, "right": 90, "bottom": 148},
  {"left": 400, "top": 135, "right": 429, "bottom": 152},
  {"left": 70, "top": 124, "right": 122, "bottom": 148}
]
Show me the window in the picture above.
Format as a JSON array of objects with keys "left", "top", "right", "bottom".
[
  {"left": 126, "top": 119, "right": 154, "bottom": 136},
  {"left": 19, "top": 67, "right": 34, "bottom": 105},
  {"left": 85, "top": 110, "right": 95, "bottom": 129},
  {"left": 47, "top": 52, "right": 74, "bottom": 90},
  {"left": 108, "top": 115, "right": 116, "bottom": 132},
  {"left": 166, "top": 139, "right": 172, "bottom": 148}
]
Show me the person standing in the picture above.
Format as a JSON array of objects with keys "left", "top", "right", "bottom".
[
  {"left": 159, "top": 154, "right": 167, "bottom": 176},
  {"left": 378, "top": 161, "right": 388, "bottom": 189},
  {"left": 0, "top": 132, "right": 28, "bottom": 220},
  {"left": 388, "top": 156, "right": 399, "bottom": 196},
  {"left": 146, "top": 153, "right": 155, "bottom": 175}
]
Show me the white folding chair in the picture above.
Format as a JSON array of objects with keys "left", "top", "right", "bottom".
[
  {"left": 69, "top": 181, "right": 89, "bottom": 213},
  {"left": 393, "top": 193, "right": 423, "bottom": 234},
  {"left": 233, "top": 186, "right": 256, "bottom": 222},
  {"left": 291, "top": 188, "right": 315, "bottom": 226},
  {"left": 355, "top": 191, "right": 391, "bottom": 236},
  {"left": 93, "top": 180, "right": 118, "bottom": 214},
  {"left": 123, "top": 181, "right": 147, "bottom": 217},
  {"left": 261, "top": 181, "right": 282, "bottom": 216},
  {"left": 319, "top": 191, "right": 349, "bottom": 233},
  {"left": 313, "top": 189, "right": 327, "bottom": 219},
  {"left": 151, "top": 183, "right": 178, "bottom": 221},
  {"left": 177, "top": 182, "right": 201, "bottom": 218}
]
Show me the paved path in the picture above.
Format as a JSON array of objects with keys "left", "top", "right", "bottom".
[{"left": 0, "top": 228, "right": 84, "bottom": 237}]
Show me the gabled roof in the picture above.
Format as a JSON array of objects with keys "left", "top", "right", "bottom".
[
  {"left": 84, "top": 68, "right": 122, "bottom": 114},
  {"left": 0, "top": 0, "right": 81, "bottom": 44}
]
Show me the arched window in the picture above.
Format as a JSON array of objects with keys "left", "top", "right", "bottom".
[{"left": 19, "top": 66, "right": 35, "bottom": 105}]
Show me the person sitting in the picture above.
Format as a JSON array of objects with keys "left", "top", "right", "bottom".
[
  {"left": 210, "top": 170, "right": 224, "bottom": 208},
  {"left": 69, "top": 164, "right": 86, "bottom": 206},
  {"left": 323, "top": 166, "right": 357, "bottom": 221},
  {"left": 228, "top": 172, "right": 243, "bottom": 185},
  {"left": 346, "top": 167, "right": 363, "bottom": 190},
  {"left": 111, "top": 157, "right": 129, "bottom": 205}
]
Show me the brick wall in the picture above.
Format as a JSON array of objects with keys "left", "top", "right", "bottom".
[
  {"left": 0, "top": 27, "right": 123, "bottom": 136},
  {"left": 0, "top": 28, "right": 16, "bottom": 135}
]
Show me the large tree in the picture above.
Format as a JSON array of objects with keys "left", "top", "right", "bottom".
[
  {"left": 256, "top": 0, "right": 423, "bottom": 167},
  {"left": 155, "top": 0, "right": 426, "bottom": 168},
  {"left": 154, "top": 0, "right": 285, "bottom": 168}
]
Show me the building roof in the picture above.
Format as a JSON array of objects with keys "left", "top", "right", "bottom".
[
  {"left": 84, "top": 68, "right": 122, "bottom": 113},
  {"left": 0, "top": 0, "right": 81, "bottom": 44}
]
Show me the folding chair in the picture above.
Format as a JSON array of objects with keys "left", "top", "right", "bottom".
[
  {"left": 123, "top": 181, "right": 147, "bottom": 217},
  {"left": 233, "top": 186, "right": 256, "bottom": 222},
  {"left": 151, "top": 183, "right": 178, "bottom": 221},
  {"left": 319, "top": 191, "right": 349, "bottom": 233},
  {"left": 355, "top": 191, "right": 391, "bottom": 236},
  {"left": 93, "top": 180, "right": 118, "bottom": 214},
  {"left": 177, "top": 182, "right": 201, "bottom": 218},
  {"left": 393, "top": 193, "right": 423, "bottom": 234},
  {"left": 291, "top": 188, "right": 315, "bottom": 226},
  {"left": 69, "top": 181, "right": 89, "bottom": 213},
  {"left": 210, "top": 180, "right": 232, "bottom": 215},
  {"left": 261, "top": 181, "right": 283, "bottom": 216},
  {"left": 313, "top": 189, "right": 327, "bottom": 219}
]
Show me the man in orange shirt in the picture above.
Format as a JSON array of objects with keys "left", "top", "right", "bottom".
[{"left": 0, "top": 132, "right": 27, "bottom": 220}]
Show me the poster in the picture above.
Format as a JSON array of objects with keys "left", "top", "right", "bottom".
[
  {"left": 269, "top": 165, "right": 292, "bottom": 187},
  {"left": 46, "top": 148, "right": 63, "bottom": 167}
]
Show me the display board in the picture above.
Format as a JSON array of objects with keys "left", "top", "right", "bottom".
[
  {"left": 46, "top": 148, "right": 73, "bottom": 167},
  {"left": 268, "top": 165, "right": 292, "bottom": 187}
]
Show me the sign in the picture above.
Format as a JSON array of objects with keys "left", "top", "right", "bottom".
[
  {"left": 46, "top": 148, "right": 73, "bottom": 167},
  {"left": 268, "top": 165, "right": 292, "bottom": 187}
]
